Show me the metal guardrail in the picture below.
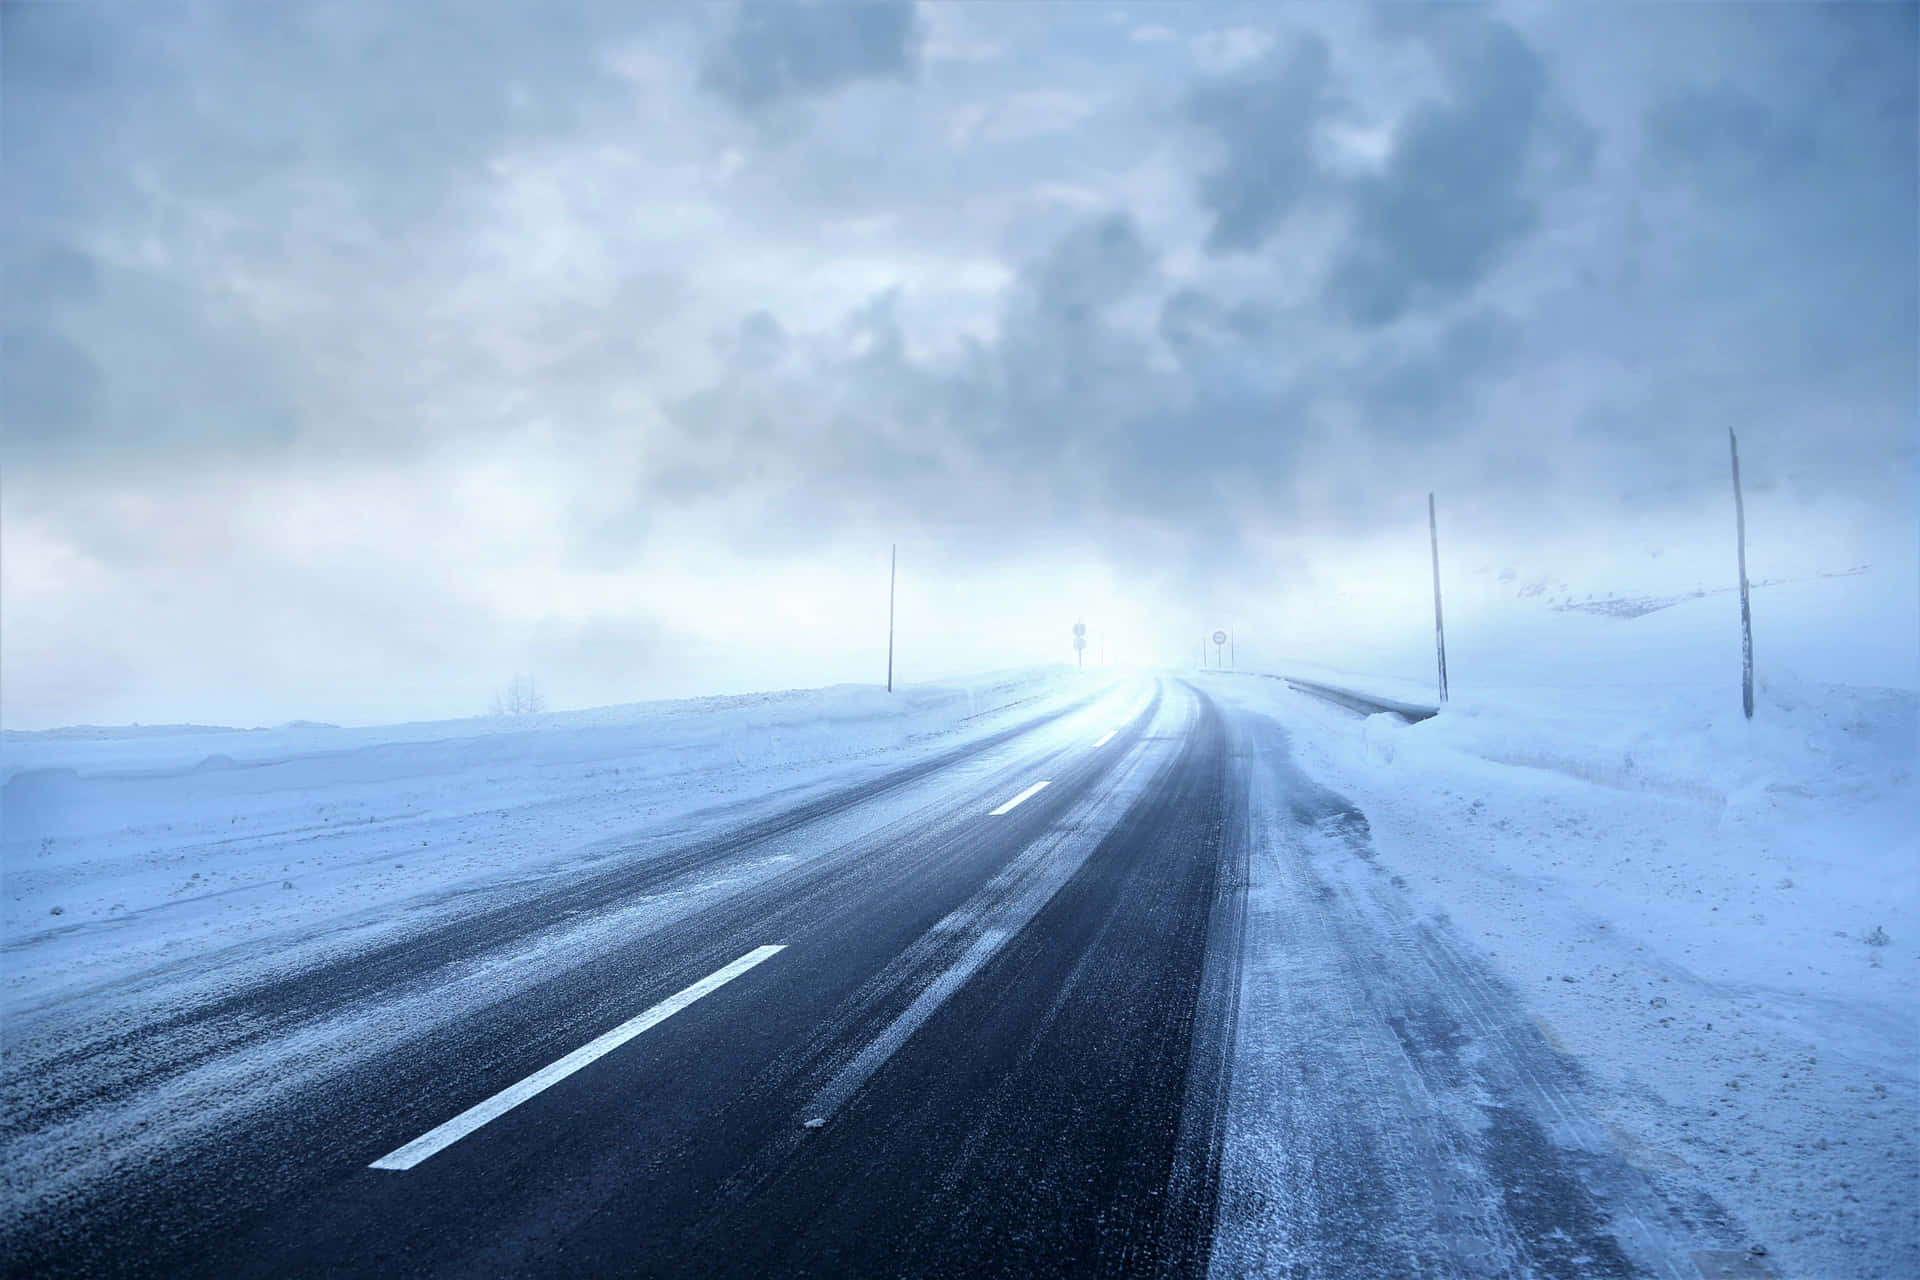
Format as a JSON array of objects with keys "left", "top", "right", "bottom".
[
  {"left": 1275, "top": 676, "right": 1440, "bottom": 723},
  {"left": 1193, "top": 668, "right": 1442, "bottom": 722}
]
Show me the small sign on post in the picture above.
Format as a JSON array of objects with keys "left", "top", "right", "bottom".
[
  {"left": 1212, "top": 629, "right": 1227, "bottom": 668},
  {"left": 1073, "top": 621, "right": 1087, "bottom": 669}
]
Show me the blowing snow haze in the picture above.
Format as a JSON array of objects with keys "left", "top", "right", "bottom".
[{"left": 3, "top": 1, "right": 1914, "bottom": 729}]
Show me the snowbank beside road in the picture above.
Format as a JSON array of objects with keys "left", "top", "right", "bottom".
[
  {"left": 1, "top": 666, "right": 1108, "bottom": 1007},
  {"left": 1216, "top": 562, "right": 1918, "bottom": 1279}
]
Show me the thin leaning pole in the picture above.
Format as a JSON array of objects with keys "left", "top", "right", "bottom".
[
  {"left": 1429, "top": 492, "right": 1449, "bottom": 704},
  {"left": 887, "top": 544, "right": 896, "bottom": 694},
  {"left": 1730, "top": 431, "right": 1753, "bottom": 719}
]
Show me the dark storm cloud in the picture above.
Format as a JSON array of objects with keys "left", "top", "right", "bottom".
[
  {"left": 1, "top": 0, "right": 650, "bottom": 479},
  {"left": 1637, "top": 8, "right": 1916, "bottom": 347},
  {"left": 3, "top": 1, "right": 633, "bottom": 241},
  {"left": 663, "top": 299, "right": 969, "bottom": 550},
  {"left": 700, "top": 1, "right": 920, "bottom": 111},
  {"left": 9, "top": 0, "right": 1911, "bottom": 570},
  {"left": 727, "top": 311, "right": 793, "bottom": 373},
  {"left": 1325, "top": 16, "right": 1580, "bottom": 327},
  {"left": 2, "top": 328, "right": 104, "bottom": 447},
  {"left": 1606, "top": 3, "right": 1916, "bottom": 501},
  {"left": 657, "top": 211, "right": 1306, "bottom": 576},
  {"left": 658, "top": 215, "right": 1157, "bottom": 548},
  {"left": 993, "top": 214, "right": 1158, "bottom": 465},
  {"left": 1347, "top": 308, "right": 1523, "bottom": 439},
  {"left": 1021, "top": 214, "right": 1153, "bottom": 315},
  {"left": 1151, "top": 286, "right": 1305, "bottom": 501},
  {"left": 10, "top": 244, "right": 101, "bottom": 308},
  {"left": 1643, "top": 84, "right": 1816, "bottom": 202},
  {"left": 1158, "top": 290, "right": 1276, "bottom": 358},
  {"left": 1183, "top": 14, "right": 1594, "bottom": 330},
  {"left": 5, "top": 259, "right": 305, "bottom": 468},
  {"left": 1185, "top": 34, "right": 1335, "bottom": 254}
]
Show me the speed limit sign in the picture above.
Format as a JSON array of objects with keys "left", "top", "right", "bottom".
[{"left": 1212, "top": 630, "right": 1227, "bottom": 645}]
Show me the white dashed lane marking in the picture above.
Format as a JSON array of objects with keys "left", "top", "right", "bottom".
[
  {"left": 988, "top": 781, "right": 1051, "bottom": 816},
  {"left": 370, "top": 945, "right": 787, "bottom": 1170}
]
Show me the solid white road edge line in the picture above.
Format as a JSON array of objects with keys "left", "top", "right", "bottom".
[
  {"left": 369, "top": 944, "right": 787, "bottom": 1171},
  {"left": 1093, "top": 730, "right": 1118, "bottom": 748},
  {"left": 988, "top": 780, "right": 1051, "bottom": 815}
]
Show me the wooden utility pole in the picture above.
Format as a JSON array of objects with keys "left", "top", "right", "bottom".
[
  {"left": 1429, "top": 493, "right": 1449, "bottom": 703},
  {"left": 1730, "top": 431, "right": 1753, "bottom": 719},
  {"left": 886, "top": 544, "right": 896, "bottom": 694}
]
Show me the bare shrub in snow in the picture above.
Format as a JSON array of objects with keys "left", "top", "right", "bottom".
[{"left": 490, "top": 674, "right": 546, "bottom": 717}]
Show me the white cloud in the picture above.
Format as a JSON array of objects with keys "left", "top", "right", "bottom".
[
  {"left": 1317, "top": 120, "right": 1395, "bottom": 176},
  {"left": 1190, "top": 26, "right": 1276, "bottom": 73},
  {"left": 946, "top": 91, "right": 1104, "bottom": 148},
  {"left": 920, "top": 4, "right": 1003, "bottom": 63}
]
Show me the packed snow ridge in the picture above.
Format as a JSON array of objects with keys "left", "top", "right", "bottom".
[{"left": 1227, "top": 561, "right": 1917, "bottom": 1280}]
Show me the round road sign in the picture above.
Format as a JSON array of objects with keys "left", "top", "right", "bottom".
[
  {"left": 1073, "top": 621, "right": 1087, "bottom": 637},
  {"left": 1212, "top": 630, "right": 1227, "bottom": 645}
]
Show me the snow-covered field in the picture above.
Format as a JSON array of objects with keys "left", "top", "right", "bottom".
[
  {"left": 1, "top": 667, "right": 1101, "bottom": 1009},
  {"left": 1217, "top": 562, "right": 1917, "bottom": 1279}
]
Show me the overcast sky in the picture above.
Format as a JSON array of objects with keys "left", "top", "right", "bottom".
[{"left": 4, "top": 0, "right": 1915, "bottom": 728}]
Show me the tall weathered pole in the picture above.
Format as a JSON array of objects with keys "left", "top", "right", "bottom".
[
  {"left": 1730, "top": 430, "right": 1753, "bottom": 719},
  {"left": 886, "top": 543, "right": 896, "bottom": 694},
  {"left": 1429, "top": 492, "right": 1449, "bottom": 704}
]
